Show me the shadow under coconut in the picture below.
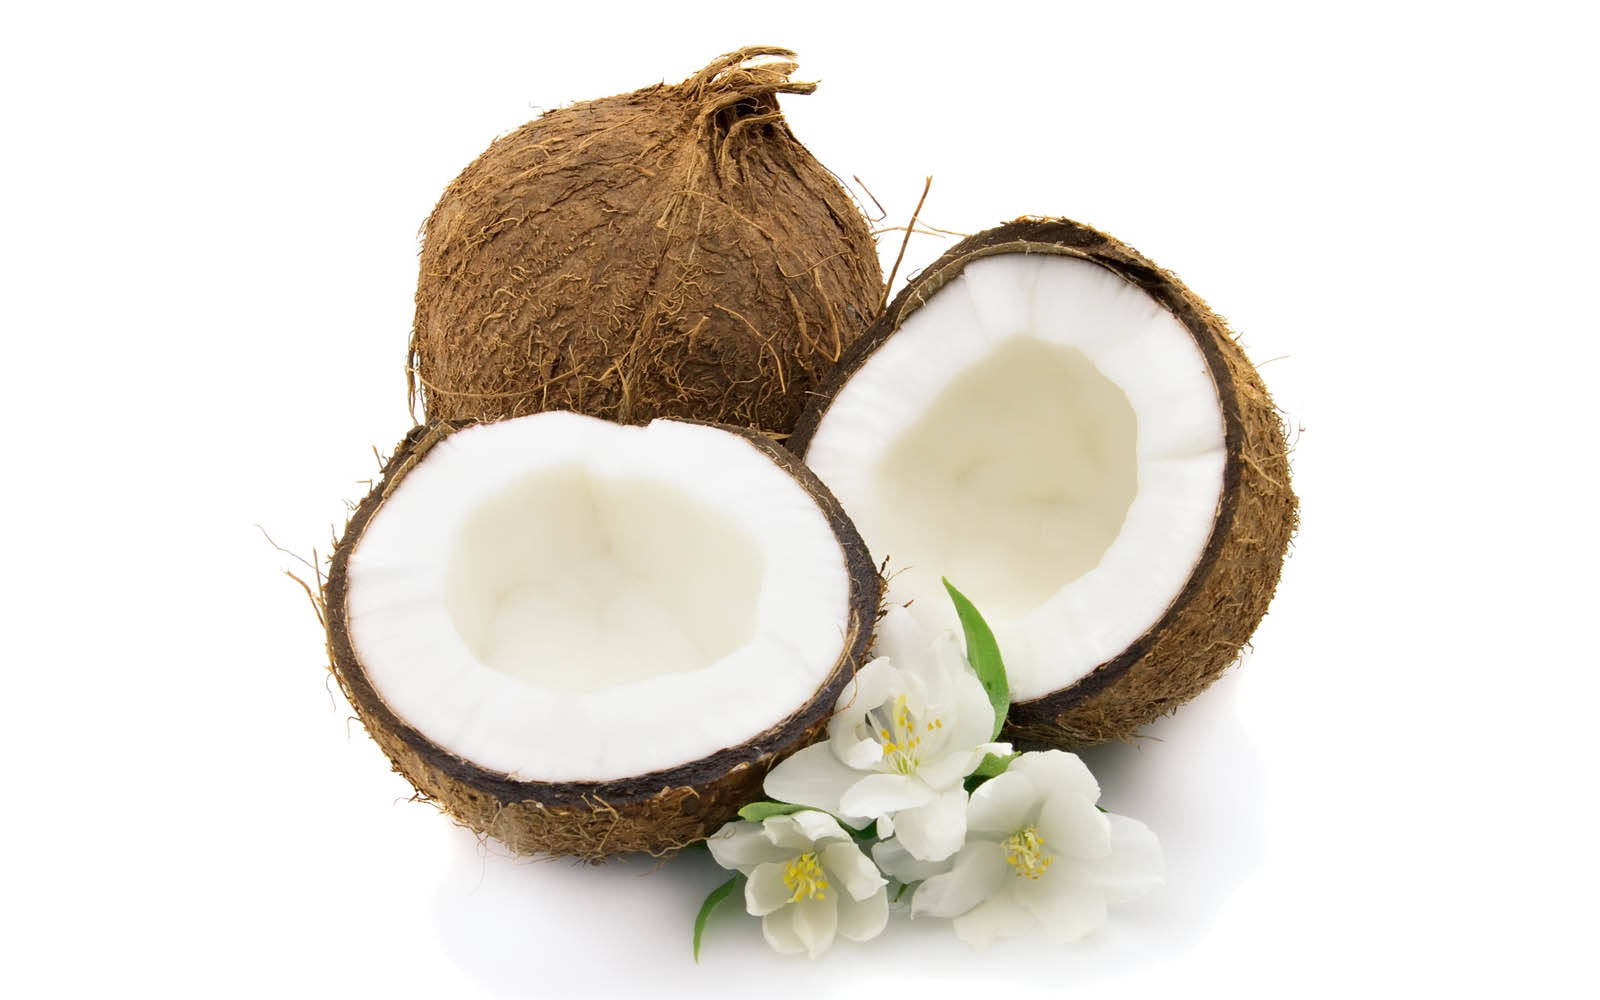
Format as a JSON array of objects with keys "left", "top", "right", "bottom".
[
  {"left": 1069, "top": 666, "right": 1266, "bottom": 974},
  {"left": 430, "top": 670, "right": 1262, "bottom": 994},
  {"left": 430, "top": 828, "right": 743, "bottom": 999}
]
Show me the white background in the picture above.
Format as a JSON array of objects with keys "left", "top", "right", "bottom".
[{"left": 6, "top": 2, "right": 1597, "bottom": 996}]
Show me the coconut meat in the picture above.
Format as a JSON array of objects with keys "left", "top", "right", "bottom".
[
  {"left": 804, "top": 253, "right": 1227, "bottom": 702},
  {"left": 344, "top": 413, "right": 853, "bottom": 783}
]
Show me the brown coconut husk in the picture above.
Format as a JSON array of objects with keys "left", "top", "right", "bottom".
[
  {"left": 322, "top": 420, "right": 879, "bottom": 860},
  {"left": 791, "top": 218, "right": 1298, "bottom": 747},
  {"left": 409, "top": 48, "right": 883, "bottom": 436}
]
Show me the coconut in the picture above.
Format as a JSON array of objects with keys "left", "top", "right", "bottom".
[
  {"left": 324, "top": 412, "right": 878, "bottom": 859},
  {"left": 791, "top": 218, "right": 1297, "bottom": 747},
  {"left": 409, "top": 47, "right": 882, "bottom": 436}
]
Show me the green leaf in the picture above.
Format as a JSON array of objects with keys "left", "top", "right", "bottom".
[
  {"left": 846, "top": 820, "right": 878, "bottom": 842},
  {"left": 971, "top": 751, "right": 1018, "bottom": 779},
  {"left": 692, "top": 875, "right": 741, "bottom": 962},
  {"left": 965, "top": 751, "right": 1019, "bottom": 793},
  {"left": 736, "top": 801, "right": 812, "bottom": 823},
  {"left": 943, "top": 579, "right": 1010, "bottom": 740}
]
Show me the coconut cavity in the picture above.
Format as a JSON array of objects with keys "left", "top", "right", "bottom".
[
  {"left": 326, "top": 414, "right": 878, "bottom": 858},
  {"left": 871, "top": 336, "right": 1140, "bottom": 620},
  {"left": 409, "top": 47, "right": 882, "bottom": 435},
  {"left": 444, "top": 469, "right": 763, "bottom": 695},
  {"left": 792, "top": 218, "right": 1297, "bottom": 747}
]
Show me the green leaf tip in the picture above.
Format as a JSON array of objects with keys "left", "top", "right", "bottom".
[
  {"left": 693, "top": 875, "right": 741, "bottom": 962},
  {"left": 972, "top": 751, "right": 1019, "bottom": 779},
  {"left": 736, "top": 801, "right": 811, "bottom": 823},
  {"left": 943, "top": 578, "right": 1010, "bottom": 740}
]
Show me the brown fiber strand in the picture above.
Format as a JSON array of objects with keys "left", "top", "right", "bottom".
[
  {"left": 879, "top": 177, "right": 931, "bottom": 314},
  {"left": 408, "top": 48, "right": 882, "bottom": 435},
  {"left": 852, "top": 175, "right": 887, "bottom": 222},
  {"left": 790, "top": 218, "right": 1298, "bottom": 748}
]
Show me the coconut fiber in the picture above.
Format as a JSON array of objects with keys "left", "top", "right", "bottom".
[{"left": 409, "top": 47, "right": 882, "bottom": 436}]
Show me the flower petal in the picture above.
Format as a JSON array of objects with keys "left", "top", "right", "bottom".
[
  {"left": 790, "top": 896, "right": 837, "bottom": 958},
  {"left": 761, "top": 906, "right": 806, "bottom": 955},
  {"left": 763, "top": 810, "right": 851, "bottom": 851},
  {"left": 951, "top": 895, "right": 1035, "bottom": 951},
  {"left": 872, "top": 838, "right": 953, "bottom": 884},
  {"left": 898, "top": 661, "right": 936, "bottom": 720},
  {"left": 918, "top": 740, "right": 1015, "bottom": 792},
  {"left": 706, "top": 820, "right": 792, "bottom": 874},
  {"left": 1015, "top": 873, "right": 1108, "bottom": 944},
  {"left": 965, "top": 771, "right": 1039, "bottom": 837},
  {"left": 890, "top": 786, "right": 968, "bottom": 862},
  {"left": 1008, "top": 749, "right": 1100, "bottom": 803},
  {"left": 1090, "top": 814, "right": 1165, "bottom": 903},
  {"left": 839, "top": 772, "right": 935, "bottom": 818},
  {"left": 914, "top": 746, "right": 974, "bottom": 791},
  {"left": 835, "top": 887, "right": 889, "bottom": 942},
  {"left": 911, "top": 840, "right": 1009, "bottom": 919},
  {"left": 915, "top": 752, "right": 974, "bottom": 793},
  {"left": 820, "top": 842, "right": 888, "bottom": 902},
  {"left": 825, "top": 657, "right": 900, "bottom": 744},
  {"left": 763, "top": 743, "right": 861, "bottom": 816},
  {"left": 1037, "top": 791, "right": 1111, "bottom": 860},
  {"left": 870, "top": 606, "right": 933, "bottom": 667},
  {"left": 746, "top": 862, "right": 792, "bottom": 916},
  {"left": 837, "top": 734, "right": 886, "bottom": 770},
  {"left": 939, "top": 636, "right": 1000, "bottom": 749}
]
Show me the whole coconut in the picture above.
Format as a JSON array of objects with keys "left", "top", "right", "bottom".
[{"left": 409, "top": 47, "right": 883, "bottom": 435}]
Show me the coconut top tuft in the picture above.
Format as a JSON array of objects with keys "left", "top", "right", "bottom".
[{"left": 409, "top": 47, "right": 883, "bottom": 434}]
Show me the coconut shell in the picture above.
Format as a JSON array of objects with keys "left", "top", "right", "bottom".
[
  {"left": 323, "top": 420, "right": 880, "bottom": 860},
  {"left": 791, "top": 218, "right": 1298, "bottom": 747},
  {"left": 409, "top": 47, "right": 882, "bottom": 436}
]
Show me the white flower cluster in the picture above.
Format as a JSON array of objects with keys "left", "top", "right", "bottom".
[{"left": 705, "top": 607, "right": 1164, "bottom": 958}]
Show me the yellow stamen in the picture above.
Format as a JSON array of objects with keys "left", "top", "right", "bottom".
[
  {"left": 869, "top": 694, "right": 946, "bottom": 775},
  {"left": 1003, "top": 825, "right": 1053, "bottom": 880},
  {"left": 783, "top": 852, "right": 828, "bottom": 901}
]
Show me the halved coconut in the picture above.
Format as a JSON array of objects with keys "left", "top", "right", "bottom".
[
  {"left": 791, "top": 218, "right": 1296, "bottom": 747},
  {"left": 324, "top": 412, "right": 877, "bottom": 859}
]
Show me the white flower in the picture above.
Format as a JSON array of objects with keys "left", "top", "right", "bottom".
[
  {"left": 706, "top": 811, "right": 889, "bottom": 958},
  {"left": 762, "top": 607, "right": 1012, "bottom": 861},
  {"left": 881, "top": 750, "right": 1164, "bottom": 950}
]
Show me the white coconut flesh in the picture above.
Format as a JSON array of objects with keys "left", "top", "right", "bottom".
[
  {"left": 344, "top": 412, "right": 854, "bottom": 783},
  {"left": 804, "top": 253, "right": 1227, "bottom": 702}
]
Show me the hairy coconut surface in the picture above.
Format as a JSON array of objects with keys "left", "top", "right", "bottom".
[
  {"left": 409, "top": 47, "right": 882, "bottom": 436},
  {"left": 792, "top": 218, "right": 1298, "bottom": 747},
  {"left": 323, "top": 419, "right": 879, "bottom": 860}
]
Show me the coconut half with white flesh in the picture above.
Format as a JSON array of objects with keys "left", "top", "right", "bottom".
[
  {"left": 325, "top": 412, "right": 877, "bottom": 859},
  {"left": 791, "top": 218, "right": 1297, "bottom": 747}
]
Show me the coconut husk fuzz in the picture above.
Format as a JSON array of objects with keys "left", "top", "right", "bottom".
[
  {"left": 409, "top": 47, "right": 882, "bottom": 436},
  {"left": 323, "top": 420, "right": 879, "bottom": 860},
  {"left": 792, "top": 218, "right": 1298, "bottom": 748}
]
